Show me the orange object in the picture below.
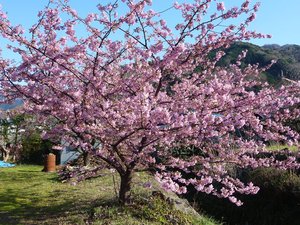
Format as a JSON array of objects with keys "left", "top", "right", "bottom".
[{"left": 44, "top": 153, "right": 56, "bottom": 172}]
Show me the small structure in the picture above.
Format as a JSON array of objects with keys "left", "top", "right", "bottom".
[
  {"left": 44, "top": 143, "right": 80, "bottom": 166},
  {"left": 58, "top": 146, "right": 81, "bottom": 165}
]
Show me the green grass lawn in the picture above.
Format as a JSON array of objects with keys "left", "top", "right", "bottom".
[
  {"left": 266, "top": 144, "right": 298, "bottom": 152},
  {"left": 0, "top": 165, "right": 218, "bottom": 225}
]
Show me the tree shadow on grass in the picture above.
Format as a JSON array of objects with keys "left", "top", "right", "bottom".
[
  {"left": 0, "top": 168, "right": 120, "bottom": 224},
  {"left": 0, "top": 170, "right": 53, "bottom": 182},
  {"left": 17, "top": 170, "right": 43, "bottom": 173},
  {"left": 0, "top": 186, "right": 104, "bottom": 225}
]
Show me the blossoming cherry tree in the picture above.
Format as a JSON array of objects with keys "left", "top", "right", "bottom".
[{"left": 0, "top": 0, "right": 299, "bottom": 205}]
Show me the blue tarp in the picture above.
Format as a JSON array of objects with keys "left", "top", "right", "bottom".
[{"left": 0, "top": 161, "right": 15, "bottom": 168}]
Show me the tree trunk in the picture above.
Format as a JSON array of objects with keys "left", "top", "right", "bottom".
[
  {"left": 119, "top": 170, "right": 133, "bottom": 205},
  {"left": 83, "top": 151, "right": 90, "bottom": 166},
  {"left": 0, "top": 146, "right": 9, "bottom": 162}
]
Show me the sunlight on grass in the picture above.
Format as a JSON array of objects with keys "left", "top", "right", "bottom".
[
  {"left": 266, "top": 144, "right": 299, "bottom": 152},
  {"left": 0, "top": 165, "right": 219, "bottom": 225}
]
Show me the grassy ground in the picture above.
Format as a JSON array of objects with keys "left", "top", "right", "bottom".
[
  {"left": 0, "top": 165, "right": 218, "bottom": 225},
  {"left": 266, "top": 144, "right": 298, "bottom": 152}
]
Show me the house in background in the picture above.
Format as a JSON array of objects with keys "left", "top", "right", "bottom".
[{"left": 57, "top": 146, "right": 81, "bottom": 165}]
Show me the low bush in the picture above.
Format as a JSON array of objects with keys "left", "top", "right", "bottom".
[
  {"left": 186, "top": 167, "right": 300, "bottom": 225},
  {"left": 247, "top": 167, "right": 300, "bottom": 193},
  {"left": 20, "top": 132, "right": 52, "bottom": 164}
]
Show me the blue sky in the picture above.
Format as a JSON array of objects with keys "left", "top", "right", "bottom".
[{"left": 0, "top": 0, "right": 299, "bottom": 48}]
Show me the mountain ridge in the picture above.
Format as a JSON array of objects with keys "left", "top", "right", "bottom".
[{"left": 218, "top": 42, "right": 300, "bottom": 84}]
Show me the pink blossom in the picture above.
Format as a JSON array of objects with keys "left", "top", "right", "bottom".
[
  {"left": 217, "top": 2, "right": 225, "bottom": 11},
  {"left": 52, "top": 145, "right": 63, "bottom": 150},
  {"left": 174, "top": 1, "right": 181, "bottom": 9}
]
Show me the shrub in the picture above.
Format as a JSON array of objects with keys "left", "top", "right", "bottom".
[
  {"left": 20, "top": 132, "right": 52, "bottom": 164},
  {"left": 185, "top": 167, "right": 300, "bottom": 225}
]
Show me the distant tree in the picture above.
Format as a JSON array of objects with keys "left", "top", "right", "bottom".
[
  {"left": 0, "top": 0, "right": 299, "bottom": 205},
  {"left": 0, "top": 109, "right": 24, "bottom": 162}
]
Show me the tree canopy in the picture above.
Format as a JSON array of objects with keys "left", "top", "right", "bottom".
[{"left": 0, "top": 0, "right": 299, "bottom": 205}]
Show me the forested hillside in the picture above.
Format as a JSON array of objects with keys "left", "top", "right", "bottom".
[{"left": 218, "top": 42, "right": 300, "bottom": 85}]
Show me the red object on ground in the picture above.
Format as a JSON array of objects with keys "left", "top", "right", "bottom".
[{"left": 44, "top": 153, "right": 56, "bottom": 172}]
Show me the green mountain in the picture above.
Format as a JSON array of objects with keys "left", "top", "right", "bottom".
[{"left": 218, "top": 42, "right": 300, "bottom": 85}]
